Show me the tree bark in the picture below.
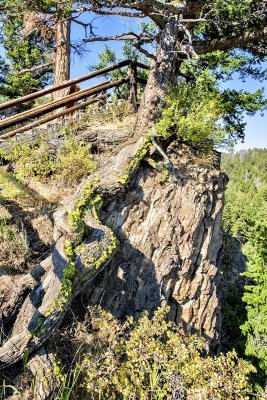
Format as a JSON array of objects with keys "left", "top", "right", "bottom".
[
  {"left": 134, "top": 17, "right": 181, "bottom": 137},
  {"left": 53, "top": 17, "right": 71, "bottom": 100}
]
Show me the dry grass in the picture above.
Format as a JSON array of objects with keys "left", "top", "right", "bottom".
[
  {"left": 84, "top": 100, "right": 135, "bottom": 128},
  {"left": 0, "top": 221, "right": 29, "bottom": 273},
  {"left": 60, "top": 100, "right": 135, "bottom": 135},
  {"left": 0, "top": 169, "right": 55, "bottom": 273}
]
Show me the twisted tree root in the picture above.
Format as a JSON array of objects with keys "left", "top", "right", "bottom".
[{"left": 0, "top": 136, "right": 150, "bottom": 369}]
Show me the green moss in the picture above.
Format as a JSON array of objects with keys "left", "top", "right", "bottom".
[
  {"left": 59, "top": 261, "right": 77, "bottom": 309},
  {"left": 67, "top": 178, "right": 102, "bottom": 243},
  {"left": 145, "top": 157, "right": 170, "bottom": 183},
  {"left": 44, "top": 242, "right": 77, "bottom": 317},
  {"left": 117, "top": 135, "right": 152, "bottom": 187},
  {"left": 95, "top": 233, "right": 118, "bottom": 269},
  {"left": 31, "top": 317, "right": 46, "bottom": 337},
  {"left": 145, "top": 157, "right": 159, "bottom": 169},
  {"left": 118, "top": 174, "right": 130, "bottom": 186},
  {"left": 64, "top": 240, "right": 76, "bottom": 260},
  {"left": 95, "top": 235, "right": 118, "bottom": 269}
]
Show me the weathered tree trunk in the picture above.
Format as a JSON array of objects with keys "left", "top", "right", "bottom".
[
  {"left": 53, "top": 17, "right": 71, "bottom": 100},
  {"left": 134, "top": 17, "right": 181, "bottom": 136}
]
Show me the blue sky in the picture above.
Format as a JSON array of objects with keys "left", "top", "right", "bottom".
[
  {"left": 72, "top": 15, "right": 267, "bottom": 151},
  {"left": 1, "top": 12, "right": 266, "bottom": 150}
]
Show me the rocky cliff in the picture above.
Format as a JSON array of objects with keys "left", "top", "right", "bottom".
[
  {"left": 84, "top": 142, "right": 227, "bottom": 350},
  {"left": 0, "top": 132, "right": 228, "bottom": 378}
]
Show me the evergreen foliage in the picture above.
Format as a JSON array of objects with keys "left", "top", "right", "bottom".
[
  {"left": 0, "top": 2, "right": 54, "bottom": 101},
  {"left": 155, "top": 73, "right": 266, "bottom": 149},
  {"left": 222, "top": 149, "right": 267, "bottom": 377},
  {"left": 89, "top": 44, "right": 150, "bottom": 101}
]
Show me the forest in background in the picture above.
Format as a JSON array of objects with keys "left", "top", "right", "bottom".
[{"left": 222, "top": 149, "right": 267, "bottom": 382}]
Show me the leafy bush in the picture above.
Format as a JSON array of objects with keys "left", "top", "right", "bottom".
[
  {"left": 55, "top": 138, "right": 96, "bottom": 187},
  {"left": 156, "top": 77, "right": 224, "bottom": 149},
  {"left": 6, "top": 138, "right": 96, "bottom": 187},
  {"left": 11, "top": 141, "right": 56, "bottom": 178},
  {"left": 76, "top": 306, "right": 255, "bottom": 399}
]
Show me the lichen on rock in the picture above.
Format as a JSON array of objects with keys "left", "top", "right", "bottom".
[{"left": 83, "top": 143, "right": 227, "bottom": 350}]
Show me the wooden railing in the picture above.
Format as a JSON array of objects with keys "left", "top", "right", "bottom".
[{"left": 0, "top": 60, "right": 149, "bottom": 139}]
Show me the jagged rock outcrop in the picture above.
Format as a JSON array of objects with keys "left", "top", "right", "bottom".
[
  {"left": 0, "top": 136, "right": 227, "bottom": 378},
  {"left": 84, "top": 143, "right": 227, "bottom": 349}
]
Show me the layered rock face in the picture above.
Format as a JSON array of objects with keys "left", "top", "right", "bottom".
[{"left": 84, "top": 144, "right": 227, "bottom": 349}]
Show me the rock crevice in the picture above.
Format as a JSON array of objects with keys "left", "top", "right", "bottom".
[{"left": 84, "top": 144, "right": 227, "bottom": 349}]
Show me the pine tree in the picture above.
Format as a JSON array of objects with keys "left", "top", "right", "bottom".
[
  {"left": 0, "top": 5, "right": 54, "bottom": 100},
  {"left": 242, "top": 225, "right": 267, "bottom": 374},
  {"left": 222, "top": 150, "right": 267, "bottom": 378}
]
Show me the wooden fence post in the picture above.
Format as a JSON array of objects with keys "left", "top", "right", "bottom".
[{"left": 129, "top": 60, "right": 138, "bottom": 112}]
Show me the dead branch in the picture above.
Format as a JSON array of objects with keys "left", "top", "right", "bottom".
[
  {"left": 13, "top": 62, "right": 55, "bottom": 76},
  {"left": 134, "top": 43, "right": 156, "bottom": 61},
  {"left": 151, "top": 135, "right": 179, "bottom": 181},
  {"left": 87, "top": 0, "right": 186, "bottom": 15},
  {"left": 73, "top": 6, "right": 146, "bottom": 18},
  {"left": 83, "top": 31, "right": 155, "bottom": 44}
]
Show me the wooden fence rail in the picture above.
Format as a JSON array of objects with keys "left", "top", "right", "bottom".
[
  {"left": 0, "top": 59, "right": 149, "bottom": 139},
  {"left": 0, "top": 95, "right": 108, "bottom": 140}
]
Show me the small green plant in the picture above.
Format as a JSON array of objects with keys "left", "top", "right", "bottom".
[
  {"left": 10, "top": 141, "right": 56, "bottom": 178},
  {"left": 4, "top": 137, "right": 96, "bottom": 187},
  {"left": 0, "top": 381, "right": 21, "bottom": 399},
  {"left": 54, "top": 138, "right": 96, "bottom": 187},
  {"left": 56, "top": 362, "right": 83, "bottom": 400},
  {"left": 0, "top": 221, "right": 29, "bottom": 271}
]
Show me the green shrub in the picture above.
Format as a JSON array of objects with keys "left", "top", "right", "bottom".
[
  {"left": 155, "top": 73, "right": 265, "bottom": 151},
  {"left": 9, "top": 141, "right": 56, "bottom": 178},
  {"left": 6, "top": 138, "right": 96, "bottom": 187},
  {"left": 156, "top": 79, "right": 225, "bottom": 150},
  {"left": 76, "top": 306, "right": 255, "bottom": 400},
  {"left": 55, "top": 138, "right": 96, "bottom": 187}
]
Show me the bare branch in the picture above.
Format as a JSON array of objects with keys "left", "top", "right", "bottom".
[
  {"left": 73, "top": 6, "right": 146, "bottom": 18},
  {"left": 13, "top": 62, "right": 54, "bottom": 76},
  {"left": 82, "top": 0, "right": 186, "bottom": 27},
  {"left": 246, "top": 43, "right": 267, "bottom": 56},
  {"left": 84, "top": 33, "right": 139, "bottom": 43},
  {"left": 83, "top": 31, "right": 155, "bottom": 44},
  {"left": 134, "top": 43, "right": 156, "bottom": 61},
  {"left": 71, "top": 18, "right": 92, "bottom": 28},
  {"left": 87, "top": 0, "right": 185, "bottom": 14}
]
